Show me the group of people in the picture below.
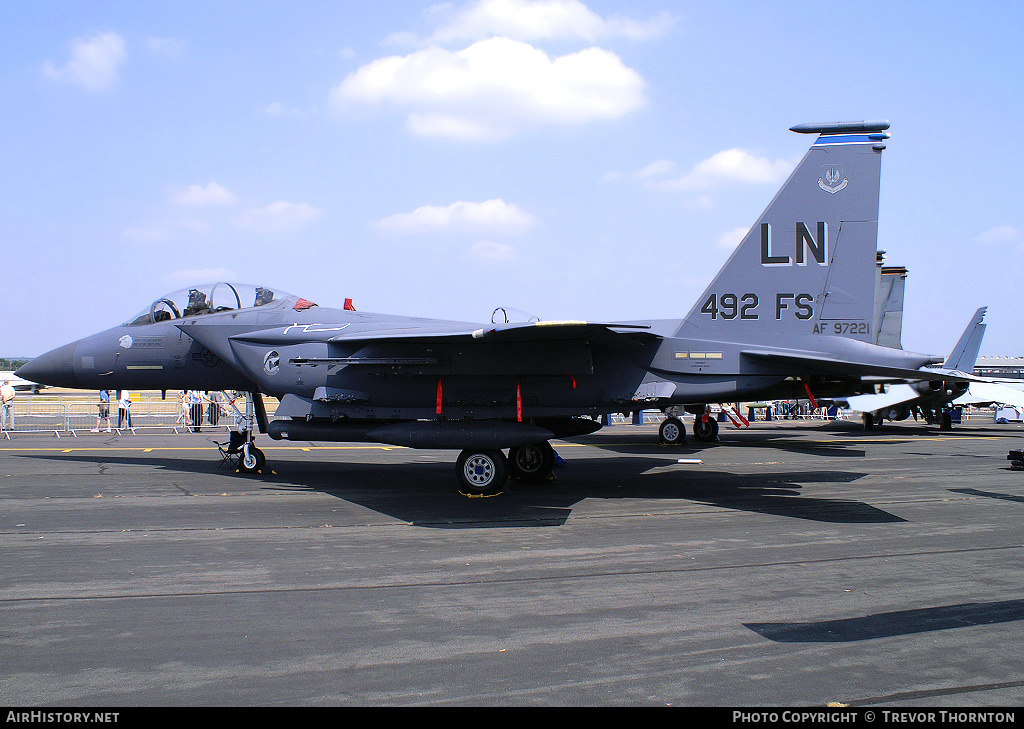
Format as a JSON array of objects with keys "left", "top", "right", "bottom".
[
  {"left": 91, "top": 390, "right": 134, "bottom": 431},
  {"left": 179, "top": 390, "right": 232, "bottom": 432}
]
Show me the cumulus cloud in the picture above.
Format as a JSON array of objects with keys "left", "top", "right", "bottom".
[
  {"left": 42, "top": 32, "right": 126, "bottom": 91},
  {"left": 716, "top": 226, "right": 750, "bottom": 250},
  {"left": 233, "top": 201, "right": 324, "bottom": 233},
  {"left": 331, "top": 37, "right": 646, "bottom": 140},
  {"left": 649, "top": 149, "right": 795, "bottom": 191},
  {"left": 375, "top": 199, "right": 537, "bottom": 236},
  {"left": 973, "top": 225, "right": 1020, "bottom": 245},
  {"left": 171, "top": 182, "right": 236, "bottom": 206},
  {"left": 393, "top": 0, "right": 676, "bottom": 46}
]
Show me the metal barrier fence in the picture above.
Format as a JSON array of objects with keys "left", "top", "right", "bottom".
[
  {"left": 0, "top": 394, "right": 261, "bottom": 438},
  {"left": 0, "top": 395, "right": 1005, "bottom": 439}
]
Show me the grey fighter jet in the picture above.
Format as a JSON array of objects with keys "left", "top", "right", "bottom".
[
  {"left": 19, "top": 121, "right": 953, "bottom": 495},
  {"left": 839, "top": 306, "right": 1024, "bottom": 429}
]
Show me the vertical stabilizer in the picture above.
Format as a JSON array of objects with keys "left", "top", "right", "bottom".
[
  {"left": 873, "top": 262, "right": 907, "bottom": 349},
  {"left": 679, "top": 121, "right": 890, "bottom": 343},
  {"left": 943, "top": 307, "right": 987, "bottom": 371}
]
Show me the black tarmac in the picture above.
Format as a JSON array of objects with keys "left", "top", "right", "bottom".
[{"left": 2, "top": 419, "right": 1023, "bottom": 706}]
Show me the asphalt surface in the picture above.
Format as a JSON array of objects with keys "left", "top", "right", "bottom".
[{"left": 1, "top": 419, "right": 1023, "bottom": 707}]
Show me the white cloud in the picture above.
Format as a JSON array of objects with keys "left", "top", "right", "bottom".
[
  {"left": 233, "top": 201, "right": 324, "bottom": 233},
  {"left": 470, "top": 240, "right": 517, "bottom": 262},
  {"left": 650, "top": 148, "right": 795, "bottom": 191},
  {"left": 42, "top": 32, "right": 126, "bottom": 91},
  {"left": 396, "top": 0, "right": 676, "bottom": 46},
  {"left": 717, "top": 226, "right": 749, "bottom": 250},
  {"left": 331, "top": 37, "right": 646, "bottom": 140},
  {"left": 973, "top": 225, "right": 1020, "bottom": 245},
  {"left": 171, "top": 182, "right": 237, "bottom": 206},
  {"left": 635, "top": 159, "right": 676, "bottom": 179},
  {"left": 375, "top": 199, "right": 537, "bottom": 236}
]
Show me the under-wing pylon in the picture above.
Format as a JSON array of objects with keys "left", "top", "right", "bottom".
[{"left": 21, "top": 121, "right": 965, "bottom": 495}]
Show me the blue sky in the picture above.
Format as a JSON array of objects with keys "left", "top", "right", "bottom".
[{"left": 2, "top": 0, "right": 1022, "bottom": 358}]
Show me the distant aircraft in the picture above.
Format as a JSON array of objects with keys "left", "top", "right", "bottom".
[
  {"left": 0, "top": 371, "right": 45, "bottom": 393},
  {"left": 840, "top": 307, "right": 1024, "bottom": 429},
  {"left": 20, "top": 121, "right": 967, "bottom": 495}
]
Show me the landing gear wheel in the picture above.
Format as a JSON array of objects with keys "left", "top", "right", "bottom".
[
  {"left": 659, "top": 417, "right": 686, "bottom": 445},
  {"left": 509, "top": 442, "right": 556, "bottom": 482},
  {"left": 863, "top": 413, "right": 875, "bottom": 431},
  {"left": 692, "top": 415, "right": 719, "bottom": 442},
  {"left": 456, "top": 449, "right": 508, "bottom": 496},
  {"left": 239, "top": 442, "right": 265, "bottom": 473},
  {"left": 940, "top": 410, "right": 953, "bottom": 431}
]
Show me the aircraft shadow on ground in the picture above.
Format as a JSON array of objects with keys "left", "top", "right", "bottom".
[
  {"left": 581, "top": 435, "right": 867, "bottom": 460},
  {"left": 948, "top": 487, "right": 1024, "bottom": 505},
  {"left": 22, "top": 450, "right": 903, "bottom": 529},
  {"left": 745, "top": 599, "right": 1024, "bottom": 643}
]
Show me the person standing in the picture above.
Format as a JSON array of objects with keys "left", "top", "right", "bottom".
[
  {"left": 92, "top": 389, "right": 111, "bottom": 432},
  {"left": 188, "top": 390, "right": 204, "bottom": 432},
  {"left": 0, "top": 379, "right": 15, "bottom": 432},
  {"left": 118, "top": 390, "right": 132, "bottom": 429},
  {"left": 207, "top": 391, "right": 222, "bottom": 426}
]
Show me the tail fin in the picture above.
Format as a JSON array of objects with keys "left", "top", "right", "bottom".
[
  {"left": 679, "top": 121, "right": 890, "bottom": 343},
  {"left": 943, "top": 307, "right": 987, "bottom": 371},
  {"left": 873, "top": 258, "right": 907, "bottom": 349}
]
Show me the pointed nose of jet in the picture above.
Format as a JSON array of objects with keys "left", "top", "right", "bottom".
[{"left": 16, "top": 341, "right": 82, "bottom": 389}]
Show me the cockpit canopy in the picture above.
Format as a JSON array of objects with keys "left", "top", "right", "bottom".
[{"left": 125, "top": 283, "right": 293, "bottom": 326}]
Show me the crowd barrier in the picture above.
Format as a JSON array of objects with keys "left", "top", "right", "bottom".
[
  {"left": 0, "top": 394, "right": 259, "bottom": 438},
  {"left": 0, "top": 395, "right": 1002, "bottom": 439}
]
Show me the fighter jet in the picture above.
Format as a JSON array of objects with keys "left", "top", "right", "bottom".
[
  {"left": 0, "top": 371, "right": 45, "bottom": 393},
  {"left": 840, "top": 307, "right": 1024, "bottom": 429},
  {"left": 19, "top": 121, "right": 958, "bottom": 495}
]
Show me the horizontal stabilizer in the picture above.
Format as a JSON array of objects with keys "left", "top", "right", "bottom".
[
  {"left": 741, "top": 349, "right": 959, "bottom": 382},
  {"left": 841, "top": 384, "right": 920, "bottom": 412}
]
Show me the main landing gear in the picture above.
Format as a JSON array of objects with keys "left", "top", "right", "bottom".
[
  {"left": 659, "top": 410, "right": 719, "bottom": 445},
  {"left": 456, "top": 441, "right": 557, "bottom": 497},
  {"left": 659, "top": 417, "right": 686, "bottom": 445},
  {"left": 692, "top": 412, "right": 719, "bottom": 442}
]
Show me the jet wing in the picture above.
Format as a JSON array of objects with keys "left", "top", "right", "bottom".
[
  {"left": 954, "top": 381, "right": 1024, "bottom": 408},
  {"left": 228, "top": 320, "right": 654, "bottom": 347}
]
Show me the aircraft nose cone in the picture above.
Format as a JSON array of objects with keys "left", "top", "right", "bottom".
[{"left": 16, "top": 341, "right": 82, "bottom": 389}]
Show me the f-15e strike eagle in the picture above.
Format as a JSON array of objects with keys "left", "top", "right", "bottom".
[
  {"left": 20, "top": 121, "right": 962, "bottom": 495},
  {"left": 839, "top": 306, "right": 1024, "bottom": 429}
]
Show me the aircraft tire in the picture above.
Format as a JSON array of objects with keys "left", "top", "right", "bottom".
[
  {"left": 456, "top": 449, "right": 508, "bottom": 497},
  {"left": 863, "top": 413, "right": 875, "bottom": 431},
  {"left": 940, "top": 411, "right": 953, "bottom": 430},
  {"left": 239, "top": 443, "right": 265, "bottom": 473},
  {"left": 658, "top": 417, "right": 686, "bottom": 445},
  {"left": 508, "top": 442, "right": 555, "bottom": 482},
  {"left": 692, "top": 415, "right": 718, "bottom": 442}
]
